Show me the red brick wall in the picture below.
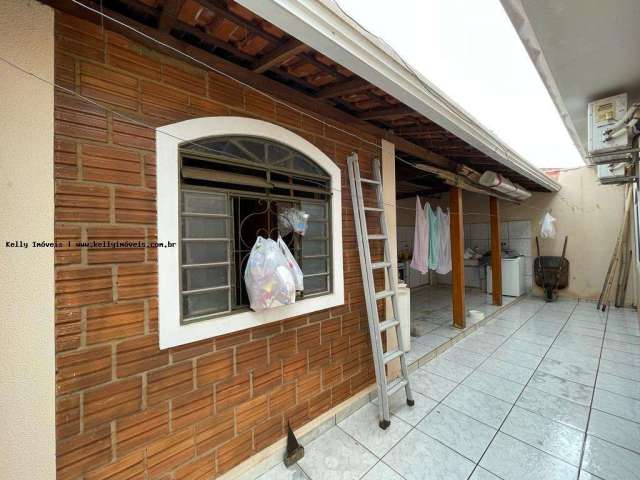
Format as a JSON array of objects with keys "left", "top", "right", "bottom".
[{"left": 53, "top": 12, "right": 385, "bottom": 480}]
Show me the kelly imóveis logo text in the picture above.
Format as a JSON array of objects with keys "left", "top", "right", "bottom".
[{"left": 5, "top": 240, "right": 176, "bottom": 249}]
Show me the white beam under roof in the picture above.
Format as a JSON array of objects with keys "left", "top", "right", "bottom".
[
  {"left": 239, "top": 0, "right": 560, "bottom": 192},
  {"left": 501, "top": 0, "right": 640, "bottom": 164}
]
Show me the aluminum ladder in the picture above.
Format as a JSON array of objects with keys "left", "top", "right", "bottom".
[{"left": 347, "top": 153, "right": 414, "bottom": 429}]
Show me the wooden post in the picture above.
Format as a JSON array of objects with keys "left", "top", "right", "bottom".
[
  {"left": 450, "top": 186, "right": 466, "bottom": 329},
  {"left": 490, "top": 197, "right": 503, "bottom": 306}
]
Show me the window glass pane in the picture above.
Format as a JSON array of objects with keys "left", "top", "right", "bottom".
[
  {"left": 182, "top": 266, "right": 228, "bottom": 291},
  {"left": 306, "top": 222, "right": 327, "bottom": 237},
  {"left": 302, "top": 202, "right": 326, "bottom": 220},
  {"left": 302, "top": 257, "right": 327, "bottom": 275},
  {"left": 268, "top": 143, "right": 291, "bottom": 165},
  {"left": 292, "top": 155, "right": 324, "bottom": 175},
  {"left": 182, "top": 191, "right": 226, "bottom": 214},
  {"left": 238, "top": 139, "right": 266, "bottom": 162},
  {"left": 182, "top": 241, "right": 228, "bottom": 264},
  {"left": 304, "top": 275, "right": 328, "bottom": 294},
  {"left": 302, "top": 240, "right": 327, "bottom": 256},
  {"left": 183, "top": 289, "right": 229, "bottom": 318},
  {"left": 182, "top": 217, "right": 227, "bottom": 238}
]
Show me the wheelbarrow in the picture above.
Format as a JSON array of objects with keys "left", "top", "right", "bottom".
[{"left": 534, "top": 236, "right": 569, "bottom": 302}]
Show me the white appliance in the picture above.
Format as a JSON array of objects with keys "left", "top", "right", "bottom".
[
  {"left": 487, "top": 257, "right": 526, "bottom": 297},
  {"left": 588, "top": 93, "right": 630, "bottom": 154}
]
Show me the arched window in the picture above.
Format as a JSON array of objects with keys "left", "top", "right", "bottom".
[{"left": 157, "top": 117, "right": 343, "bottom": 348}]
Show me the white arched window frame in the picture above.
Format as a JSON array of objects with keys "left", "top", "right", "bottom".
[{"left": 157, "top": 117, "right": 344, "bottom": 349}]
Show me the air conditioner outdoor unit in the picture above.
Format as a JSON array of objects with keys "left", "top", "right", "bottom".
[
  {"left": 588, "top": 93, "right": 631, "bottom": 154},
  {"left": 597, "top": 162, "right": 627, "bottom": 183}
]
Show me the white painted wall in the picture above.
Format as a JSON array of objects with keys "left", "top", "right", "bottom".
[{"left": 0, "top": 1, "right": 56, "bottom": 478}]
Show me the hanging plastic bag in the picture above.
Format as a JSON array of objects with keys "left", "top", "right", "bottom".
[
  {"left": 278, "top": 207, "right": 309, "bottom": 236},
  {"left": 244, "top": 237, "right": 296, "bottom": 311},
  {"left": 277, "top": 235, "right": 304, "bottom": 291},
  {"left": 540, "top": 212, "right": 557, "bottom": 239}
]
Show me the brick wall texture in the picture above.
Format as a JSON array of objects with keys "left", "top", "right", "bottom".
[{"left": 53, "top": 12, "right": 387, "bottom": 479}]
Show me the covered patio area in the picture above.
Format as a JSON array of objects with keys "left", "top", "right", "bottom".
[{"left": 255, "top": 296, "right": 640, "bottom": 480}]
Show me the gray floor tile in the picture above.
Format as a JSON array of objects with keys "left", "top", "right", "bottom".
[
  {"left": 593, "top": 388, "right": 640, "bottom": 424},
  {"left": 529, "top": 371, "right": 594, "bottom": 406},
  {"left": 463, "top": 370, "right": 524, "bottom": 403},
  {"left": 588, "top": 409, "right": 640, "bottom": 454},
  {"left": 471, "top": 330, "right": 507, "bottom": 346},
  {"left": 517, "top": 385, "right": 589, "bottom": 431},
  {"left": 501, "top": 406, "right": 584, "bottom": 466},
  {"left": 372, "top": 390, "right": 438, "bottom": 426},
  {"left": 443, "top": 384, "right": 512, "bottom": 428},
  {"left": 596, "top": 372, "right": 640, "bottom": 400},
  {"left": 604, "top": 331, "right": 640, "bottom": 345},
  {"left": 456, "top": 337, "right": 499, "bottom": 356},
  {"left": 297, "top": 426, "right": 377, "bottom": 480},
  {"left": 383, "top": 429, "right": 475, "bottom": 480},
  {"left": 360, "top": 462, "right": 403, "bottom": 480},
  {"left": 439, "top": 347, "right": 488, "bottom": 369},
  {"left": 604, "top": 339, "right": 640, "bottom": 355},
  {"left": 432, "top": 325, "right": 465, "bottom": 339},
  {"left": 422, "top": 356, "right": 474, "bottom": 383},
  {"left": 538, "top": 357, "right": 597, "bottom": 386},
  {"left": 412, "top": 333, "right": 449, "bottom": 351},
  {"left": 582, "top": 435, "right": 640, "bottom": 480},
  {"left": 599, "top": 358, "right": 640, "bottom": 382},
  {"left": 257, "top": 463, "right": 309, "bottom": 480},
  {"left": 480, "top": 432, "right": 578, "bottom": 480},
  {"left": 512, "top": 331, "right": 556, "bottom": 347},
  {"left": 547, "top": 346, "right": 600, "bottom": 371},
  {"left": 491, "top": 347, "right": 542, "bottom": 370},
  {"left": 563, "top": 325, "right": 604, "bottom": 339},
  {"left": 601, "top": 348, "right": 640, "bottom": 367},
  {"left": 469, "top": 467, "right": 502, "bottom": 480},
  {"left": 338, "top": 403, "right": 412, "bottom": 458},
  {"left": 417, "top": 404, "right": 496, "bottom": 462},
  {"left": 503, "top": 338, "right": 548, "bottom": 357},
  {"left": 479, "top": 357, "right": 535, "bottom": 384},
  {"left": 410, "top": 369, "right": 458, "bottom": 402}
]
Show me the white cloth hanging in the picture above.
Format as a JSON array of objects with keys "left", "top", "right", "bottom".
[
  {"left": 427, "top": 202, "right": 439, "bottom": 271},
  {"left": 436, "top": 207, "right": 452, "bottom": 274},
  {"left": 410, "top": 196, "right": 429, "bottom": 273}
]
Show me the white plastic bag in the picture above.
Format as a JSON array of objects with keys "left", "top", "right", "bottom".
[
  {"left": 278, "top": 207, "right": 309, "bottom": 236},
  {"left": 277, "top": 236, "right": 304, "bottom": 291},
  {"left": 244, "top": 237, "right": 296, "bottom": 311},
  {"left": 540, "top": 212, "right": 557, "bottom": 239}
]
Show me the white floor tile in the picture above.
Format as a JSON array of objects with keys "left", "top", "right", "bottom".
[
  {"left": 529, "top": 371, "right": 594, "bottom": 406},
  {"left": 383, "top": 429, "right": 476, "bottom": 480},
  {"left": 592, "top": 388, "right": 640, "bottom": 424},
  {"left": 360, "top": 462, "right": 403, "bottom": 480},
  {"left": 516, "top": 385, "right": 589, "bottom": 431},
  {"left": 417, "top": 404, "right": 496, "bottom": 462},
  {"left": 297, "top": 427, "right": 377, "bottom": 480},
  {"left": 501, "top": 406, "right": 584, "bottom": 466},
  {"left": 582, "top": 435, "right": 640, "bottom": 480},
  {"left": 338, "top": 403, "right": 412, "bottom": 458},
  {"left": 480, "top": 432, "right": 578, "bottom": 480},
  {"left": 588, "top": 409, "right": 640, "bottom": 454},
  {"left": 409, "top": 369, "right": 458, "bottom": 402},
  {"left": 443, "top": 384, "right": 512, "bottom": 428}
]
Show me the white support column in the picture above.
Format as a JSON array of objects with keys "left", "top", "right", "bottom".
[
  {"left": 382, "top": 139, "right": 400, "bottom": 377},
  {"left": 0, "top": 2, "right": 56, "bottom": 478}
]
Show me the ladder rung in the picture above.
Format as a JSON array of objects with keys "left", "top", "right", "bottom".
[
  {"left": 386, "top": 377, "right": 408, "bottom": 396},
  {"left": 371, "top": 261, "right": 391, "bottom": 270},
  {"left": 379, "top": 319, "right": 400, "bottom": 331},
  {"left": 383, "top": 349, "right": 404, "bottom": 364},
  {"left": 364, "top": 207, "right": 384, "bottom": 212},
  {"left": 360, "top": 178, "right": 380, "bottom": 185},
  {"left": 375, "top": 290, "right": 395, "bottom": 300},
  {"left": 368, "top": 234, "right": 387, "bottom": 240}
]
